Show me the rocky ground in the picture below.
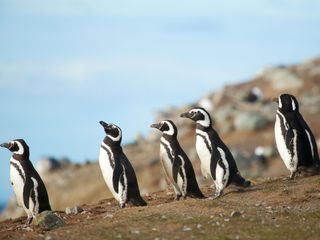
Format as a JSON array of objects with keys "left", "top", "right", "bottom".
[
  {"left": 1, "top": 175, "right": 320, "bottom": 240},
  {"left": 1, "top": 57, "right": 320, "bottom": 239}
]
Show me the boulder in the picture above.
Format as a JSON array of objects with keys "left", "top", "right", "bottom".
[
  {"left": 262, "top": 67, "right": 303, "bottom": 90},
  {"left": 32, "top": 211, "right": 65, "bottom": 230},
  {"left": 234, "top": 112, "right": 268, "bottom": 131}
]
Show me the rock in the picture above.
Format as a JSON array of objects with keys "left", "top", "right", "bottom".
[
  {"left": 231, "top": 150, "right": 251, "bottom": 169},
  {"left": 214, "top": 104, "right": 236, "bottom": 133},
  {"left": 230, "top": 211, "right": 242, "bottom": 218},
  {"left": 182, "top": 226, "right": 192, "bottom": 231},
  {"left": 198, "top": 97, "right": 214, "bottom": 112},
  {"left": 254, "top": 146, "right": 275, "bottom": 158},
  {"left": 242, "top": 87, "right": 263, "bottom": 103},
  {"left": 262, "top": 67, "right": 303, "bottom": 90},
  {"left": 32, "top": 211, "right": 65, "bottom": 230},
  {"left": 65, "top": 206, "right": 84, "bottom": 215},
  {"left": 36, "top": 157, "right": 61, "bottom": 174},
  {"left": 234, "top": 112, "right": 268, "bottom": 131}
]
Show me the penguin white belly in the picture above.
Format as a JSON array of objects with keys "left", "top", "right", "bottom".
[
  {"left": 10, "top": 158, "right": 25, "bottom": 208},
  {"left": 274, "top": 116, "right": 296, "bottom": 171},
  {"left": 99, "top": 148, "right": 120, "bottom": 201},
  {"left": 196, "top": 135, "right": 212, "bottom": 179},
  {"left": 215, "top": 148, "right": 230, "bottom": 190}
]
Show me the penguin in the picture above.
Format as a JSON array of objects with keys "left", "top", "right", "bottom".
[
  {"left": 273, "top": 93, "right": 320, "bottom": 179},
  {"left": 180, "top": 107, "right": 251, "bottom": 198},
  {"left": 0, "top": 139, "right": 51, "bottom": 225},
  {"left": 98, "top": 121, "right": 147, "bottom": 208},
  {"left": 150, "top": 120, "right": 204, "bottom": 200}
]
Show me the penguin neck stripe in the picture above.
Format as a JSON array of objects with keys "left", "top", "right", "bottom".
[
  {"left": 196, "top": 131, "right": 212, "bottom": 153},
  {"left": 10, "top": 161, "right": 26, "bottom": 182},
  {"left": 161, "top": 138, "right": 175, "bottom": 163},
  {"left": 101, "top": 142, "right": 115, "bottom": 168}
]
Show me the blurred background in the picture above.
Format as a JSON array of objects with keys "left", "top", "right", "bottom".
[{"left": 1, "top": 0, "right": 320, "bottom": 219}]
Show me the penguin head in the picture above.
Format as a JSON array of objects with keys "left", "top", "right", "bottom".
[
  {"left": 275, "top": 93, "right": 299, "bottom": 112},
  {"left": 0, "top": 139, "right": 29, "bottom": 156},
  {"left": 99, "top": 121, "right": 122, "bottom": 142},
  {"left": 180, "top": 107, "right": 212, "bottom": 127},
  {"left": 150, "top": 120, "right": 177, "bottom": 136}
]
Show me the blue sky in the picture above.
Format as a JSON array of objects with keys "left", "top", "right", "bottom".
[{"left": 0, "top": 0, "right": 320, "bottom": 204}]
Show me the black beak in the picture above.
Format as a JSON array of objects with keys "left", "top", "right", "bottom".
[
  {"left": 0, "top": 142, "right": 10, "bottom": 149},
  {"left": 150, "top": 123, "right": 162, "bottom": 130},
  {"left": 99, "top": 121, "right": 109, "bottom": 128},
  {"left": 180, "top": 112, "right": 191, "bottom": 118}
]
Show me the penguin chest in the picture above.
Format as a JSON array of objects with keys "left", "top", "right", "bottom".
[
  {"left": 195, "top": 133, "right": 212, "bottom": 178},
  {"left": 99, "top": 147, "right": 119, "bottom": 200},
  {"left": 274, "top": 114, "right": 297, "bottom": 171},
  {"left": 10, "top": 158, "right": 26, "bottom": 207}
]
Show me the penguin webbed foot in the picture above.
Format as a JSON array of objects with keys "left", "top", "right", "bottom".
[
  {"left": 24, "top": 216, "right": 33, "bottom": 226},
  {"left": 289, "top": 171, "right": 296, "bottom": 180},
  {"left": 174, "top": 194, "right": 183, "bottom": 201},
  {"left": 283, "top": 172, "right": 296, "bottom": 181},
  {"left": 208, "top": 190, "right": 223, "bottom": 200},
  {"left": 118, "top": 203, "right": 125, "bottom": 209}
]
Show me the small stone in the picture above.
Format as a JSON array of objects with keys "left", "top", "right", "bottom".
[
  {"left": 182, "top": 226, "right": 192, "bottom": 231},
  {"left": 152, "top": 228, "right": 157, "bottom": 231},
  {"left": 45, "top": 236, "right": 52, "bottom": 240},
  {"left": 224, "top": 218, "right": 230, "bottom": 222},
  {"left": 22, "top": 226, "right": 33, "bottom": 232},
  {"left": 131, "top": 230, "right": 140, "bottom": 234},
  {"left": 65, "top": 206, "right": 84, "bottom": 215},
  {"left": 197, "top": 224, "right": 202, "bottom": 229},
  {"left": 103, "top": 214, "right": 114, "bottom": 219},
  {"left": 65, "top": 207, "right": 72, "bottom": 215},
  {"left": 230, "top": 211, "right": 242, "bottom": 218},
  {"left": 32, "top": 211, "right": 65, "bottom": 230}
]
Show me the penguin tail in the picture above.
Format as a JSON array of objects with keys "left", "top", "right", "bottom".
[
  {"left": 129, "top": 196, "right": 147, "bottom": 207},
  {"left": 231, "top": 174, "right": 251, "bottom": 188}
]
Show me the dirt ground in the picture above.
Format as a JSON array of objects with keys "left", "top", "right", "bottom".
[{"left": 1, "top": 174, "right": 320, "bottom": 240}]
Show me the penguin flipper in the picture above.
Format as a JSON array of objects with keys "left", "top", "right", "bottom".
[
  {"left": 23, "top": 178, "right": 34, "bottom": 210},
  {"left": 210, "top": 149, "right": 220, "bottom": 181},
  {"left": 112, "top": 163, "right": 124, "bottom": 194},
  {"left": 285, "top": 127, "right": 294, "bottom": 150},
  {"left": 172, "top": 155, "right": 182, "bottom": 183}
]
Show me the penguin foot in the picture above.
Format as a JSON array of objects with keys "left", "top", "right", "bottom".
[
  {"left": 119, "top": 203, "right": 125, "bottom": 209},
  {"left": 208, "top": 191, "right": 223, "bottom": 200},
  {"left": 24, "top": 216, "right": 33, "bottom": 226},
  {"left": 174, "top": 194, "right": 183, "bottom": 201}
]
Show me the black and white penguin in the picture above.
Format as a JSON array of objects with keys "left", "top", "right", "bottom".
[
  {"left": 150, "top": 120, "right": 204, "bottom": 200},
  {"left": 180, "top": 108, "right": 251, "bottom": 198},
  {"left": 0, "top": 139, "right": 51, "bottom": 225},
  {"left": 98, "top": 121, "right": 147, "bottom": 208},
  {"left": 274, "top": 93, "right": 320, "bottom": 179}
]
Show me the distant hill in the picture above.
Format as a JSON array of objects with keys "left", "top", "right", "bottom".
[{"left": 1, "top": 56, "right": 320, "bottom": 221}]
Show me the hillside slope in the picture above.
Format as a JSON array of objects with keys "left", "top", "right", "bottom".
[{"left": 1, "top": 175, "right": 320, "bottom": 240}]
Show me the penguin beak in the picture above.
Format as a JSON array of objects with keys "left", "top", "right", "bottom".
[
  {"left": 180, "top": 111, "right": 192, "bottom": 119},
  {"left": 99, "top": 121, "right": 109, "bottom": 128},
  {"left": 0, "top": 142, "right": 10, "bottom": 149},
  {"left": 150, "top": 123, "right": 162, "bottom": 130}
]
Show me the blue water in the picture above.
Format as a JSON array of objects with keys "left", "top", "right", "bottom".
[{"left": 0, "top": 203, "right": 5, "bottom": 212}]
